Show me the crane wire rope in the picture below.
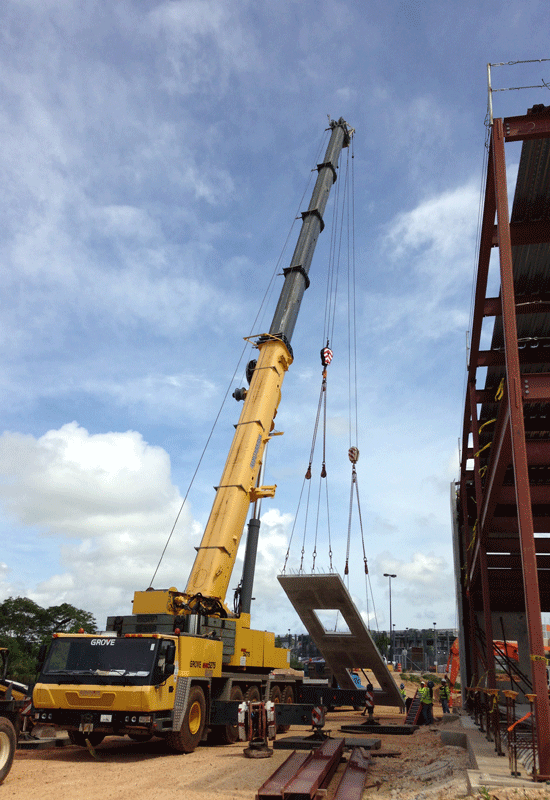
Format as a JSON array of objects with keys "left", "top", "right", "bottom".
[
  {"left": 343, "top": 135, "right": 377, "bottom": 627},
  {"left": 150, "top": 128, "right": 330, "bottom": 587},
  {"left": 281, "top": 137, "right": 349, "bottom": 575},
  {"left": 281, "top": 132, "right": 373, "bottom": 621}
]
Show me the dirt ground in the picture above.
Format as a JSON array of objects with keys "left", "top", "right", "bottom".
[{"left": 4, "top": 679, "right": 548, "bottom": 800}]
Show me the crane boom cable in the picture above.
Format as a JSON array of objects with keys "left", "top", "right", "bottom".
[
  {"left": 329, "top": 148, "right": 351, "bottom": 346},
  {"left": 349, "top": 138, "right": 359, "bottom": 448}
]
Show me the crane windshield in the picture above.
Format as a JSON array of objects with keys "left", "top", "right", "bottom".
[{"left": 40, "top": 637, "right": 160, "bottom": 686}]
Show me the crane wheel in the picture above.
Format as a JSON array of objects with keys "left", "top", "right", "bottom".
[
  {"left": 269, "top": 686, "right": 281, "bottom": 703},
  {"left": 270, "top": 685, "right": 287, "bottom": 733},
  {"left": 68, "top": 730, "right": 105, "bottom": 748},
  {"left": 208, "top": 685, "right": 243, "bottom": 745},
  {"left": 278, "top": 685, "right": 294, "bottom": 732},
  {"left": 0, "top": 718, "right": 16, "bottom": 784},
  {"left": 166, "top": 685, "right": 206, "bottom": 753},
  {"left": 244, "top": 686, "right": 261, "bottom": 703}
]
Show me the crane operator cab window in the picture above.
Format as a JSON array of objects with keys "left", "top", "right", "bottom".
[{"left": 38, "top": 636, "right": 168, "bottom": 686}]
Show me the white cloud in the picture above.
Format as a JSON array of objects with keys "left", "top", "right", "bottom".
[
  {"left": 0, "top": 422, "right": 301, "bottom": 632},
  {"left": 0, "top": 423, "right": 181, "bottom": 536}
]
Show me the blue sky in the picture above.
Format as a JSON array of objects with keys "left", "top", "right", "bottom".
[{"left": 0, "top": 0, "right": 548, "bottom": 637}]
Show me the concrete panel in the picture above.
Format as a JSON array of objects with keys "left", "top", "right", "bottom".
[{"left": 278, "top": 572, "right": 403, "bottom": 708}]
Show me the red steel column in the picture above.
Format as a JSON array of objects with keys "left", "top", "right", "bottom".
[
  {"left": 468, "top": 383, "right": 496, "bottom": 689},
  {"left": 492, "top": 118, "right": 550, "bottom": 777}
]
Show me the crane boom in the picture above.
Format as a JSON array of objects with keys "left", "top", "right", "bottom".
[
  {"left": 183, "top": 117, "right": 351, "bottom": 610},
  {"left": 32, "top": 117, "right": 355, "bottom": 755}
]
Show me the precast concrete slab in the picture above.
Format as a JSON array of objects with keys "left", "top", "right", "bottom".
[{"left": 278, "top": 573, "right": 403, "bottom": 708}]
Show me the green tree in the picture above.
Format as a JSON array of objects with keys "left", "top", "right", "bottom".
[
  {"left": 0, "top": 596, "right": 97, "bottom": 683},
  {"left": 374, "top": 632, "right": 389, "bottom": 657}
]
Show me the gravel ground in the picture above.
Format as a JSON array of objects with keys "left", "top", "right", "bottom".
[{"left": 4, "top": 679, "right": 549, "bottom": 799}]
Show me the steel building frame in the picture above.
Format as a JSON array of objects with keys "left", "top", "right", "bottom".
[{"left": 454, "top": 104, "right": 550, "bottom": 778}]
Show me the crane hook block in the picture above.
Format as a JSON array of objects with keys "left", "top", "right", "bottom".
[
  {"left": 348, "top": 447, "right": 359, "bottom": 463},
  {"left": 321, "top": 347, "right": 333, "bottom": 366}
]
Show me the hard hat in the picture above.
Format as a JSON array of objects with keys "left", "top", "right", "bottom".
[
  {"left": 441, "top": 679, "right": 446, "bottom": 683},
  {"left": 420, "top": 680, "right": 425, "bottom": 685},
  {"left": 400, "top": 683, "right": 404, "bottom": 689}
]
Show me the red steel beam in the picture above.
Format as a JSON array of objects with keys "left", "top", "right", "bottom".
[
  {"left": 522, "top": 373, "right": 550, "bottom": 401},
  {"left": 487, "top": 537, "right": 550, "bottom": 553},
  {"left": 492, "top": 485, "right": 550, "bottom": 505},
  {"left": 469, "top": 379, "right": 496, "bottom": 688},
  {"left": 477, "top": 348, "right": 550, "bottom": 367},
  {"left": 487, "top": 554, "right": 550, "bottom": 568},
  {"left": 503, "top": 111, "right": 550, "bottom": 142},
  {"left": 484, "top": 296, "right": 550, "bottom": 316},
  {"left": 332, "top": 747, "right": 371, "bottom": 800},
  {"left": 492, "top": 117, "right": 550, "bottom": 776},
  {"left": 257, "top": 751, "right": 311, "bottom": 800},
  {"left": 486, "top": 517, "right": 550, "bottom": 534},
  {"left": 283, "top": 738, "right": 344, "bottom": 800},
  {"left": 491, "top": 221, "right": 550, "bottom": 247}
]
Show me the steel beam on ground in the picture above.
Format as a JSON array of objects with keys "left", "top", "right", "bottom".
[
  {"left": 282, "top": 737, "right": 344, "bottom": 800},
  {"left": 332, "top": 747, "right": 371, "bottom": 800},
  {"left": 256, "top": 751, "right": 311, "bottom": 800}
]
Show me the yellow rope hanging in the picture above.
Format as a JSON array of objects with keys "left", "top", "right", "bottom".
[
  {"left": 474, "top": 441, "right": 492, "bottom": 459},
  {"left": 468, "top": 520, "right": 477, "bottom": 551},
  {"left": 479, "top": 418, "right": 496, "bottom": 434}
]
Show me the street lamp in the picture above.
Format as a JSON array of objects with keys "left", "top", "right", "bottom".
[
  {"left": 433, "top": 622, "right": 437, "bottom": 670},
  {"left": 383, "top": 573, "right": 397, "bottom": 664}
]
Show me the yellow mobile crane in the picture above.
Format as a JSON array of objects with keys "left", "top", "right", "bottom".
[{"left": 32, "top": 118, "right": 352, "bottom": 753}]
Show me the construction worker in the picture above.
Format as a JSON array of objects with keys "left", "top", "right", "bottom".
[
  {"left": 399, "top": 682, "right": 406, "bottom": 713},
  {"left": 419, "top": 680, "right": 434, "bottom": 725},
  {"left": 439, "top": 678, "right": 450, "bottom": 714}
]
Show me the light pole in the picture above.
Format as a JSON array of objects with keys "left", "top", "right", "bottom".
[
  {"left": 433, "top": 622, "right": 437, "bottom": 670},
  {"left": 383, "top": 573, "right": 397, "bottom": 664}
]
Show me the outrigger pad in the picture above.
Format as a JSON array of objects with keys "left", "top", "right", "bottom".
[{"left": 278, "top": 572, "right": 403, "bottom": 708}]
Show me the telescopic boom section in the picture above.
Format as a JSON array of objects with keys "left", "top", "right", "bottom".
[{"left": 184, "top": 118, "right": 351, "bottom": 609}]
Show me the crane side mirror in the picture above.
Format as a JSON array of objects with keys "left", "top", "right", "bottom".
[
  {"left": 36, "top": 643, "right": 48, "bottom": 673},
  {"left": 164, "top": 641, "right": 176, "bottom": 666},
  {"left": 156, "top": 640, "right": 176, "bottom": 681}
]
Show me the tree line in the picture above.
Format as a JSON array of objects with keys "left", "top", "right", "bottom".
[{"left": 0, "top": 596, "right": 97, "bottom": 684}]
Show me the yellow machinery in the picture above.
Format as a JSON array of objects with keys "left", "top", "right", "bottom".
[
  {"left": 32, "top": 118, "right": 352, "bottom": 753},
  {"left": 0, "top": 648, "right": 31, "bottom": 783}
]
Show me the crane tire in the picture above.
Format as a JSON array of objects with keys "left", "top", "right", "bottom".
[
  {"left": 244, "top": 686, "right": 261, "bottom": 703},
  {"left": 0, "top": 718, "right": 16, "bottom": 784},
  {"left": 209, "top": 685, "right": 243, "bottom": 745},
  {"left": 68, "top": 730, "right": 105, "bottom": 748},
  {"left": 269, "top": 685, "right": 282, "bottom": 703},
  {"left": 278, "top": 684, "right": 294, "bottom": 732},
  {"left": 166, "top": 685, "right": 206, "bottom": 753},
  {"left": 269, "top": 685, "right": 286, "bottom": 733}
]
